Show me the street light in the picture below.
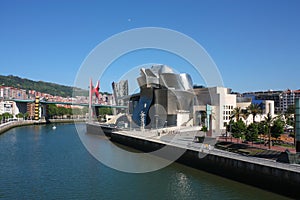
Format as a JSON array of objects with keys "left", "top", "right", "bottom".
[{"left": 154, "top": 115, "right": 159, "bottom": 130}]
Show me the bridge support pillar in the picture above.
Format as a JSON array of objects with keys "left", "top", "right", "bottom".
[{"left": 296, "top": 98, "right": 300, "bottom": 152}]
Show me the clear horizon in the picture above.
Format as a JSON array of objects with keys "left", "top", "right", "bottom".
[{"left": 1, "top": 0, "right": 299, "bottom": 93}]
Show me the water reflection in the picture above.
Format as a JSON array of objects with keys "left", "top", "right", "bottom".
[{"left": 0, "top": 124, "right": 292, "bottom": 200}]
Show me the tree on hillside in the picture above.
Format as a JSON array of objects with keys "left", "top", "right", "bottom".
[
  {"left": 248, "top": 103, "right": 262, "bottom": 123},
  {"left": 0, "top": 74, "right": 88, "bottom": 97}
]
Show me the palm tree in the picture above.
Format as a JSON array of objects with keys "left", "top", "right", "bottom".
[
  {"left": 264, "top": 112, "right": 275, "bottom": 149},
  {"left": 242, "top": 109, "right": 250, "bottom": 122},
  {"left": 231, "top": 107, "right": 243, "bottom": 121},
  {"left": 248, "top": 103, "right": 262, "bottom": 123}
]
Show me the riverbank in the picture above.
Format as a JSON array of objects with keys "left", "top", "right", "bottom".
[
  {"left": 1, "top": 123, "right": 287, "bottom": 199},
  {"left": 0, "top": 119, "right": 85, "bottom": 135},
  {"left": 87, "top": 122, "right": 300, "bottom": 198}
]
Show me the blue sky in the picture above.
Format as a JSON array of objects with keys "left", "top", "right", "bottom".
[{"left": 0, "top": 0, "right": 299, "bottom": 93}]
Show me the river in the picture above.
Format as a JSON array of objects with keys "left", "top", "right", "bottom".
[{"left": 0, "top": 123, "right": 290, "bottom": 199}]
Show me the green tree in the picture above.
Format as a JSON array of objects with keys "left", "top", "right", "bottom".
[
  {"left": 242, "top": 109, "right": 250, "bottom": 121},
  {"left": 231, "top": 107, "right": 243, "bottom": 121},
  {"left": 48, "top": 104, "right": 58, "bottom": 118},
  {"left": 2, "top": 112, "right": 13, "bottom": 119},
  {"left": 286, "top": 104, "right": 295, "bottom": 115},
  {"left": 98, "top": 107, "right": 113, "bottom": 116},
  {"left": 285, "top": 104, "right": 295, "bottom": 127},
  {"left": 231, "top": 120, "right": 247, "bottom": 139},
  {"left": 97, "top": 107, "right": 113, "bottom": 121},
  {"left": 16, "top": 113, "right": 24, "bottom": 119},
  {"left": 271, "top": 118, "right": 284, "bottom": 139},
  {"left": 24, "top": 112, "right": 29, "bottom": 120},
  {"left": 57, "top": 107, "right": 67, "bottom": 118},
  {"left": 72, "top": 108, "right": 87, "bottom": 116},
  {"left": 264, "top": 112, "right": 275, "bottom": 149},
  {"left": 257, "top": 121, "right": 267, "bottom": 134},
  {"left": 67, "top": 108, "right": 72, "bottom": 117},
  {"left": 246, "top": 123, "right": 259, "bottom": 142},
  {"left": 0, "top": 74, "right": 89, "bottom": 97},
  {"left": 248, "top": 103, "right": 262, "bottom": 123},
  {"left": 82, "top": 107, "right": 88, "bottom": 115},
  {"left": 201, "top": 126, "right": 208, "bottom": 132}
]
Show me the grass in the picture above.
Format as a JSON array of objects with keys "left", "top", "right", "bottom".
[
  {"left": 215, "top": 141, "right": 279, "bottom": 157},
  {"left": 274, "top": 143, "right": 295, "bottom": 148}
]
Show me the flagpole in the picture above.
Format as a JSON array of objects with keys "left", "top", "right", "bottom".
[{"left": 89, "top": 78, "right": 92, "bottom": 122}]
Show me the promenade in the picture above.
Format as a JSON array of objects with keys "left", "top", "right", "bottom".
[
  {"left": 112, "top": 126, "right": 300, "bottom": 173},
  {"left": 0, "top": 119, "right": 85, "bottom": 135},
  {"left": 0, "top": 120, "right": 38, "bottom": 134}
]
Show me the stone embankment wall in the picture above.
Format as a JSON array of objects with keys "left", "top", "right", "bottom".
[
  {"left": 110, "top": 132, "right": 300, "bottom": 199},
  {"left": 0, "top": 119, "right": 85, "bottom": 135}
]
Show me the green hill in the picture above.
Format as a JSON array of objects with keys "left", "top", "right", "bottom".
[{"left": 0, "top": 75, "right": 88, "bottom": 97}]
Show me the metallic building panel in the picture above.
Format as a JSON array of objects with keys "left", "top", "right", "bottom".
[
  {"left": 160, "top": 73, "right": 184, "bottom": 90},
  {"left": 179, "top": 73, "right": 193, "bottom": 90}
]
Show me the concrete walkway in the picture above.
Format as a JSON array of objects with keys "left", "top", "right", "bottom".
[{"left": 113, "top": 128, "right": 300, "bottom": 173}]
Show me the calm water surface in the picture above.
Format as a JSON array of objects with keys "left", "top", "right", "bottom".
[{"left": 0, "top": 124, "right": 290, "bottom": 200}]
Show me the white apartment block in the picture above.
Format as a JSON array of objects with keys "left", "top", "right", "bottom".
[
  {"left": 279, "top": 89, "right": 300, "bottom": 113},
  {"left": 0, "top": 100, "right": 20, "bottom": 116}
]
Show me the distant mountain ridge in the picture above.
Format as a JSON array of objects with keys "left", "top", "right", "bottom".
[{"left": 0, "top": 74, "right": 88, "bottom": 97}]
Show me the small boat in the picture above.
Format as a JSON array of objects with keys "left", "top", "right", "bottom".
[{"left": 52, "top": 126, "right": 57, "bottom": 130}]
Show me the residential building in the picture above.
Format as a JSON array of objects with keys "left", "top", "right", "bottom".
[
  {"left": 279, "top": 89, "right": 300, "bottom": 113},
  {"left": 0, "top": 100, "right": 19, "bottom": 116},
  {"left": 0, "top": 86, "right": 27, "bottom": 100},
  {"left": 243, "top": 90, "right": 282, "bottom": 113}
]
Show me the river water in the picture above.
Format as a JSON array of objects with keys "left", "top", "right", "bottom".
[{"left": 0, "top": 123, "right": 290, "bottom": 199}]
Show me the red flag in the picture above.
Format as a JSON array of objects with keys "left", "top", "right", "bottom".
[
  {"left": 90, "top": 79, "right": 100, "bottom": 101},
  {"left": 93, "top": 80, "right": 100, "bottom": 99}
]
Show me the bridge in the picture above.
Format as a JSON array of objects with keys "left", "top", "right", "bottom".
[
  {"left": 12, "top": 99, "right": 127, "bottom": 109},
  {"left": 10, "top": 98, "right": 127, "bottom": 120}
]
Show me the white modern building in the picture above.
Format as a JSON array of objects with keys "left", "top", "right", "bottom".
[
  {"left": 193, "top": 87, "right": 276, "bottom": 137},
  {"left": 238, "top": 100, "right": 275, "bottom": 126},
  {"left": 194, "top": 87, "right": 236, "bottom": 137},
  {"left": 0, "top": 100, "right": 20, "bottom": 116}
]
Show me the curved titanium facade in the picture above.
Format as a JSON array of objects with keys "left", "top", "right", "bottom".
[{"left": 131, "top": 65, "right": 195, "bottom": 127}]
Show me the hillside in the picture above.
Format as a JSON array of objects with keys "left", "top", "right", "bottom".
[{"left": 0, "top": 75, "right": 88, "bottom": 97}]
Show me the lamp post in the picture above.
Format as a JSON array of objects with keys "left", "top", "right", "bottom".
[
  {"left": 154, "top": 115, "right": 159, "bottom": 130},
  {"left": 229, "top": 122, "right": 232, "bottom": 142}
]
